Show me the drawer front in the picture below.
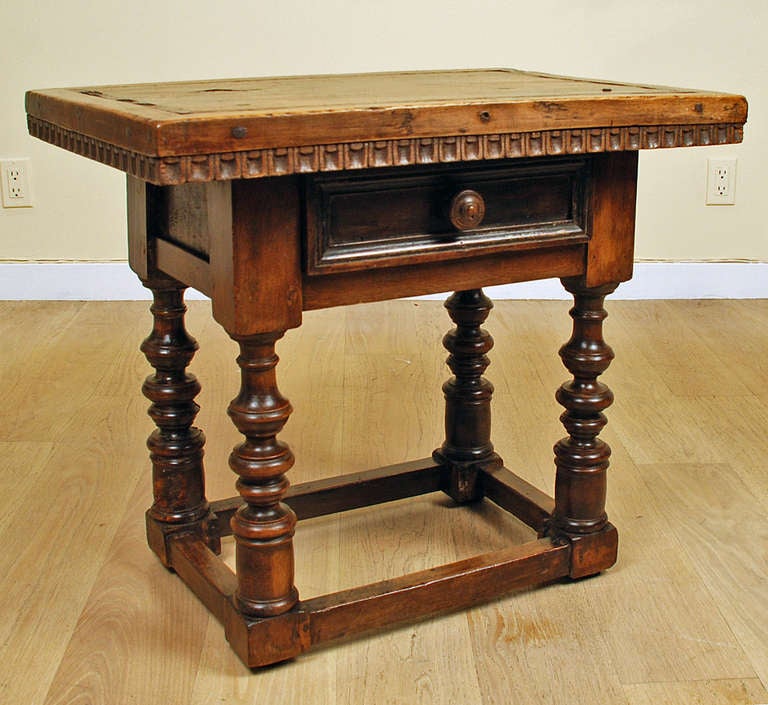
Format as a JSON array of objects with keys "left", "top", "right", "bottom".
[{"left": 305, "top": 158, "right": 590, "bottom": 275}]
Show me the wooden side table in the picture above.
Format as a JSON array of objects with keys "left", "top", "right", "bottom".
[{"left": 27, "top": 69, "right": 747, "bottom": 668}]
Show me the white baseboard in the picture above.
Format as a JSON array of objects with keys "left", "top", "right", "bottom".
[{"left": 0, "top": 261, "right": 766, "bottom": 301}]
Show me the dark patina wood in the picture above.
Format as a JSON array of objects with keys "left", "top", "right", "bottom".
[
  {"left": 305, "top": 159, "right": 589, "bottom": 274},
  {"left": 227, "top": 332, "right": 299, "bottom": 618},
  {"left": 27, "top": 68, "right": 748, "bottom": 669},
  {"left": 140, "top": 278, "right": 218, "bottom": 564},
  {"left": 550, "top": 278, "right": 621, "bottom": 578},
  {"left": 433, "top": 289, "right": 501, "bottom": 502}
]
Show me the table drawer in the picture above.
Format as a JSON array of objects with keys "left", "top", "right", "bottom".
[{"left": 305, "top": 158, "right": 590, "bottom": 275}]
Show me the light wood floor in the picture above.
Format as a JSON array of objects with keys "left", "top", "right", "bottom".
[{"left": 1, "top": 298, "right": 766, "bottom": 705}]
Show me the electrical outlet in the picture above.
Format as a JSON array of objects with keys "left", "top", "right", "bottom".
[
  {"left": 1, "top": 159, "right": 34, "bottom": 208},
  {"left": 706, "top": 158, "right": 737, "bottom": 205}
]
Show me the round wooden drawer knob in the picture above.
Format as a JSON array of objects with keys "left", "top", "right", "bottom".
[{"left": 449, "top": 189, "right": 486, "bottom": 231}]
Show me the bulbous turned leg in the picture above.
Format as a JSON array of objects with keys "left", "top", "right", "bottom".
[
  {"left": 552, "top": 279, "right": 618, "bottom": 566},
  {"left": 433, "top": 289, "right": 501, "bottom": 503},
  {"left": 141, "top": 279, "right": 213, "bottom": 565},
  {"left": 228, "top": 332, "right": 298, "bottom": 618}
]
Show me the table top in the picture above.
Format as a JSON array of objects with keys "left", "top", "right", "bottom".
[{"left": 26, "top": 68, "right": 747, "bottom": 185}]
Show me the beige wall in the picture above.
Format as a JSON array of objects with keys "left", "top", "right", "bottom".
[{"left": 1, "top": 0, "right": 765, "bottom": 262}]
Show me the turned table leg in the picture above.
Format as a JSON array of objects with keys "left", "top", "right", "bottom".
[
  {"left": 433, "top": 289, "right": 502, "bottom": 503},
  {"left": 552, "top": 278, "right": 619, "bottom": 576},
  {"left": 228, "top": 332, "right": 299, "bottom": 618},
  {"left": 140, "top": 278, "right": 214, "bottom": 565}
]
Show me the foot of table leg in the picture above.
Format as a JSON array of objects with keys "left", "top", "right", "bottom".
[
  {"left": 227, "top": 332, "right": 299, "bottom": 618},
  {"left": 433, "top": 289, "right": 502, "bottom": 503},
  {"left": 552, "top": 278, "right": 619, "bottom": 577},
  {"left": 140, "top": 278, "right": 217, "bottom": 566}
]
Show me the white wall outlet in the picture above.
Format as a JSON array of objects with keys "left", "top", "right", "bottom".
[
  {"left": 1, "top": 158, "right": 34, "bottom": 208},
  {"left": 706, "top": 158, "right": 737, "bottom": 205}
]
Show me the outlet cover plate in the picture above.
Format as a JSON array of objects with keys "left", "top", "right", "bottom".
[
  {"left": 706, "top": 158, "right": 737, "bottom": 205},
  {"left": 1, "top": 158, "right": 34, "bottom": 208}
]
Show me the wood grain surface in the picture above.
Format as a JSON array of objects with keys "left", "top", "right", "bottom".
[
  {"left": 1, "top": 299, "right": 766, "bottom": 704},
  {"left": 25, "top": 69, "right": 747, "bottom": 155},
  {"left": 26, "top": 69, "right": 747, "bottom": 184}
]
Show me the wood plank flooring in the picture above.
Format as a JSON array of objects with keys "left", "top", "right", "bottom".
[{"left": 0, "top": 298, "right": 766, "bottom": 705}]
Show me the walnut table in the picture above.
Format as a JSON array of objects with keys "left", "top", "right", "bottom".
[{"left": 26, "top": 69, "right": 748, "bottom": 668}]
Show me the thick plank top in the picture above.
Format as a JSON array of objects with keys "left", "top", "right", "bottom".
[{"left": 26, "top": 69, "right": 747, "bottom": 184}]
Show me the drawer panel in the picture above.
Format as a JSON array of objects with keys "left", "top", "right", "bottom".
[{"left": 306, "top": 158, "right": 590, "bottom": 275}]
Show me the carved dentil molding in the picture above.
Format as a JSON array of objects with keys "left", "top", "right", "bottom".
[{"left": 28, "top": 116, "right": 743, "bottom": 186}]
